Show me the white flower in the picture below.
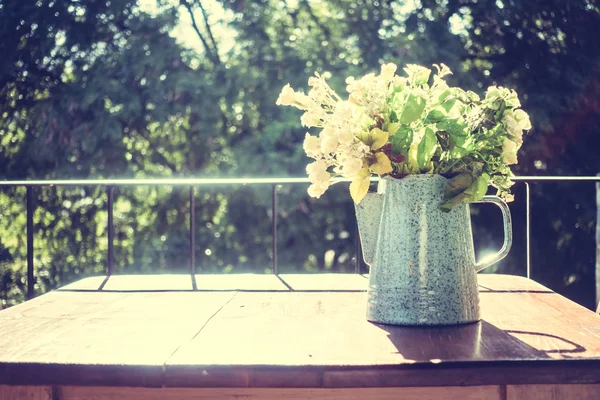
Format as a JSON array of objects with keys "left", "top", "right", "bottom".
[
  {"left": 305, "top": 159, "right": 331, "bottom": 198},
  {"left": 321, "top": 136, "right": 338, "bottom": 154},
  {"left": 334, "top": 101, "right": 354, "bottom": 120},
  {"left": 307, "top": 181, "right": 330, "bottom": 198},
  {"left": 513, "top": 109, "right": 532, "bottom": 130},
  {"left": 502, "top": 113, "right": 519, "bottom": 131},
  {"left": 393, "top": 76, "right": 407, "bottom": 91},
  {"left": 506, "top": 89, "right": 521, "bottom": 108},
  {"left": 308, "top": 76, "right": 321, "bottom": 87},
  {"left": 341, "top": 157, "right": 363, "bottom": 177},
  {"left": 301, "top": 111, "right": 321, "bottom": 127},
  {"left": 306, "top": 159, "right": 330, "bottom": 183},
  {"left": 502, "top": 114, "right": 523, "bottom": 144},
  {"left": 380, "top": 63, "right": 397, "bottom": 80},
  {"left": 276, "top": 84, "right": 296, "bottom": 106},
  {"left": 485, "top": 86, "right": 501, "bottom": 101},
  {"left": 503, "top": 139, "right": 519, "bottom": 165},
  {"left": 345, "top": 76, "right": 363, "bottom": 96},
  {"left": 338, "top": 130, "right": 355, "bottom": 145},
  {"left": 303, "top": 133, "right": 320, "bottom": 156},
  {"left": 434, "top": 63, "right": 453, "bottom": 78},
  {"left": 320, "top": 126, "right": 336, "bottom": 138}
]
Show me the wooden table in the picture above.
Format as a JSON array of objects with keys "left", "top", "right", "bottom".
[{"left": 1, "top": 273, "right": 600, "bottom": 400}]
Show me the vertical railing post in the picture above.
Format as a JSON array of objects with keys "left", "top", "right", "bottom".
[
  {"left": 595, "top": 174, "right": 600, "bottom": 309},
  {"left": 272, "top": 184, "right": 278, "bottom": 275},
  {"left": 107, "top": 185, "right": 115, "bottom": 277},
  {"left": 189, "top": 186, "right": 197, "bottom": 290},
  {"left": 26, "top": 186, "right": 35, "bottom": 299},
  {"left": 355, "top": 224, "right": 361, "bottom": 274},
  {"left": 526, "top": 182, "right": 531, "bottom": 279}
]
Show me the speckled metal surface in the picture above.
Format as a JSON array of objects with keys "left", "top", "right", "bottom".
[{"left": 355, "top": 174, "right": 511, "bottom": 326}]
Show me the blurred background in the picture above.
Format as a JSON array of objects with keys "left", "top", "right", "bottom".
[{"left": 1, "top": 0, "right": 599, "bottom": 310}]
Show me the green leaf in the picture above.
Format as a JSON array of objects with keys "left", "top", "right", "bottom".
[
  {"left": 466, "top": 172, "right": 490, "bottom": 201},
  {"left": 440, "top": 98, "right": 457, "bottom": 113},
  {"left": 433, "top": 88, "right": 451, "bottom": 104},
  {"left": 437, "top": 118, "right": 467, "bottom": 136},
  {"left": 440, "top": 172, "right": 490, "bottom": 212},
  {"left": 448, "top": 135, "right": 471, "bottom": 157},
  {"left": 390, "top": 126, "right": 413, "bottom": 155},
  {"left": 444, "top": 171, "right": 475, "bottom": 200},
  {"left": 404, "top": 64, "right": 431, "bottom": 85},
  {"left": 426, "top": 108, "right": 446, "bottom": 123},
  {"left": 386, "top": 122, "right": 400, "bottom": 135},
  {"left": 400, "top": 93, "right": 427, "bottom": 124},
  {"left": 417, "top": 127, "right": 437, "bottom": 170}
]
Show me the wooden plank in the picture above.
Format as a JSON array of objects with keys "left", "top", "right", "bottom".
[
  {"left": 59, "top": 274, "right": 289, "bottom": 292},
  {"left": 477, "top": 274, "right": 553, "bottom": 292},
  {"left": 0, "top": 385, "right": 51, "bottom": 400},
  {"left": 507, "top": 384, "right": 600, "bottom": 399},
  {"left": 479, "top": 284, "right": 600, "bottom": 361},
  {"left": 58, "top": 386, "right": 501, "bottom": 400},
  {"left": 57, "top": 273, "right": 547, "bottom": 293},
  {"left": 102, "top": 274, "right": 194, "bottom": 290},
  {"left": 322, "top": 362, "right": 600, "bottom": 387},
  {"left": 166, "top": 274, "right": 600, "bottom": 387},
  {"left": 193, "top": 274, "right": 288, "bottom": 291},
  {"left": 2, "top": 274, "right": 600, "bottom": 389},
  {"left": 0, "top": 291, "right": 236, "bottom": 386},
  {"left": 278, "top": 274, "right": 368, "bottom": 291},
  {"left": 59, "top": 276, "right": 106, "bottom": 291},
  {"left": 165, "top": 290, "right": 577, "bottom": 368}
]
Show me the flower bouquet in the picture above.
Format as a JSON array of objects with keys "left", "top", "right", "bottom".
[{"left": 276, "top": 63, "right": 530, "bottom": 210}]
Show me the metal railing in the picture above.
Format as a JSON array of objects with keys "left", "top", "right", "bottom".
[{"left": 1, "top": 176, "right": 599, "bottom": 299}]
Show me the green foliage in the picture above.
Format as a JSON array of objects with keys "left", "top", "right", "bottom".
[{"left": 1, "top": 0, "right": 599, "bottom": 310}]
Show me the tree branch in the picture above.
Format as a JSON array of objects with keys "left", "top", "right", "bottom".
[
  {"left": 300, "top": 0, "right": 331, "bottom": 42},
  {"left": 194, "top": 0, "right": 221, "bottom": 65},
  {"left": 180, "top": 0, "right": 219, "bottom": 66}
]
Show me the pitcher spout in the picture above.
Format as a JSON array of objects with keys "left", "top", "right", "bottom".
[{"left": 354, "top": 192, "right": 383, "bottom": 266}]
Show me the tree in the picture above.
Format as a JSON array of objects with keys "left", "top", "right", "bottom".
[{"left": 1, "top": 0, "right": 599, "bottom": 310}]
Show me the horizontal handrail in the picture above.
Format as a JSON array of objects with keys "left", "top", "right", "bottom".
[
  {"left": 2, "top": 175, "right": 598, "bottom": 303},
  {"left": 0, "top": 175, "right": 599, "bottom": 186}
]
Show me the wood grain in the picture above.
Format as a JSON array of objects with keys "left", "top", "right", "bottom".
[
  {"left": 165, "top": 274, "right": 600, "bottom": 387},
  {"left": 507, "top": 384, "right": 600, "bottom": 399},
  {"left": 0, "top": 385, "right": 51, "bottom": 400},
  {"left": 59, "top": 273, "right": 289, "bottom": 291},
  {"left": 321, "top": 362, "right": 600, "bottom": 387},
  {"left": 57, "top": 386, "right": 501, "bottom": 400},
  {"left": 0, "top": 290, "right": 235, "bottom": 386},
  {"left": 1, "top": 274, "right": 600, "bottom": 388},
  {"left": 278, "top": 274, "right": 368, "bottom": 291}
]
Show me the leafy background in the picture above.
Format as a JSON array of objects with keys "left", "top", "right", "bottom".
[{"left": 1, "top": 0, "right": 599, "bottom": 310}]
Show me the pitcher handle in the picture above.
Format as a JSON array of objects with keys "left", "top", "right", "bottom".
[{"left": 474, "top": 196, "right": 513, "bottom": 273}]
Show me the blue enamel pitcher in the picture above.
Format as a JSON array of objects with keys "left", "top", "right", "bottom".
[{"left": 355, "top": 174, "right": 512, "bottom": 326}]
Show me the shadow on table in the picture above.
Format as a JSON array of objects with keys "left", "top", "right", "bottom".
[{"left": 372, "top": 320, "right": 580, "bottom": 362}]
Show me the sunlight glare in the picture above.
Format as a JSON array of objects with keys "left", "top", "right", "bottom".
[{"left": 137, "top": 0, "right": 237, "bottom": 59}]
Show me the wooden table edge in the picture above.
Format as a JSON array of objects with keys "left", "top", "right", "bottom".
[
  {"left": 0, "top": 362, "right": 164, "bottom": 388},
  {"left": 3, "top": 359, "right": 600, "bottom": 388}
]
